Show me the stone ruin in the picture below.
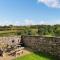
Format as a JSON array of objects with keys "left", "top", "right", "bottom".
[
  {"left": 0, "top": 36, "right": 21, "bottom": 56},
  {"left": 0, "top": 35, "right": 60, "bottom": 59},
  {"left": 22, "top": 36, "right": 60, "bottom": 59}
]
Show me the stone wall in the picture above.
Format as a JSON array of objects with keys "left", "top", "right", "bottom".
[
  {"left": 22, "top": 36, "right": 60, "bottom": 58},
  {"left": 0, "top": 35, "right": 60, "bottom": 58},
  {"left": 0, "top": 36, "right": 21, "bottom": 46}
]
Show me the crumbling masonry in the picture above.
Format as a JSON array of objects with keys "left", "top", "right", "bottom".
[{"left": 0, "top": 35, "right": 60, "bottom": 58}]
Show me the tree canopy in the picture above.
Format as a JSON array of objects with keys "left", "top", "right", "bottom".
[{"left": 0, "top": 24, "right": 60, "bottom": 36}]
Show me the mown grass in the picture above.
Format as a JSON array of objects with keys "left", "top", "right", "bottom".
[{"left": 14, "top": 52, "right": 58, "bottom": 60}]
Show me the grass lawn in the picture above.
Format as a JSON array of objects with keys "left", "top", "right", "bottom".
[{"left": 14, "top": 52, "right": 58, "bottom": 60}]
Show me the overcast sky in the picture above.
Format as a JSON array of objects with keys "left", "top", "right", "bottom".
[{"left": 0, "top": 0, "right": 60, "bottom": 26}]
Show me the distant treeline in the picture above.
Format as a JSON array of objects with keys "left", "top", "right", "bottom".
[{"left": 0, "top": 24, "right": 60, "bottom": 36}]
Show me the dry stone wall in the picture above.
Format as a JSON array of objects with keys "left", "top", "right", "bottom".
[
  {"left": 0, "top": 36, "right": 21, "bottom": 46},
  {"left": 22, "top": 36, "right": 60, "bottom": 58}
]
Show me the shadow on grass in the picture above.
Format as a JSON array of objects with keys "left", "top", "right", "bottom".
[
  {"left": 24, "top": 48, "right": 60, "bottom": 60},
  {"left": 13, "top": 48, "right": 60, "bottom": 60},
  {"left": 33, "top": 51, "right": 60, "bottom": 60}
]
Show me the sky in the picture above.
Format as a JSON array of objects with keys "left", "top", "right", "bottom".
[{"left": 0, "top": 0, "right": 60, "bottom": 26}]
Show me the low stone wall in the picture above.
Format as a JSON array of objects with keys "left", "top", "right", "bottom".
[{"left": 22, "top": 36, "right": 60, "bottom": 58}]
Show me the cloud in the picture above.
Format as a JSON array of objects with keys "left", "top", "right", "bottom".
[
  {"left": 17, "top": 19, "right": 34, "bottom": 26},
  {"left": 23, "top": 19, "right": 47, "bottom": 25},
  {"left": 24, "top": 19, "right": 48, "bottom": 25},
  {"left": 24, "top": 19, "right": 34, "bottom": 25},
  {"left": 39, "top": 20, "right": 45, "bottom": 24},
  {"left": 0, "top": 17, "right": 46, "bottom": 26},
  {"left": 16, "top": 19, "right": 47, "bottom": 26},
  {"left": 37, "top": 0, "right": 60, "bottom": 8},
  {"left": 0, "top": 17, "right": 60, "bottom": 26}
]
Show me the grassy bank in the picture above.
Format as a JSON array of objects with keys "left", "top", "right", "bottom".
[{"left": 14, "top": 52, "right": 58, "bottom": 60}]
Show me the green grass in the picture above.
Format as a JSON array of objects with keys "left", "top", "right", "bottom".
[{"left": 14, "top": 52, "right": 58, "bottom": 60}]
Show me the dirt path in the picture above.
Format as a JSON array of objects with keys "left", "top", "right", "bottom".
[
  {"left": 0, "top": 56, "right": 14, "bottom": 60},
  {"left": 16, "top": 49, "right": 31, "bottom": 57},
  {"left": 0, "top": 53, "right": 15, "bottom": 60},
  {"left": 0, "top": 48, "right": 31, "bottom": 60}
]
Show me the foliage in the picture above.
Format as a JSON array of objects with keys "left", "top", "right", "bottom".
[{"left": 0, "top": 24, "right": 60, "bottom": 36}]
